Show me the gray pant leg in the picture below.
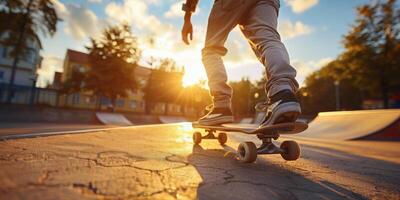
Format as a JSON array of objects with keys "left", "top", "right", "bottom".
[
  {"left": 202, "top": 0, "right": 251, "bottom": 108},
  {"left": 239, "top": 0, "right": 299, "bottom": 98}
]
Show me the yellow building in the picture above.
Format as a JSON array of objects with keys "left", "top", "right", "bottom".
[
  {"left": 59, "top": 49, "right": 151, "bottom": 113},
  {"left": 56, "top": 49, "right": 198, "bottom": 117}
]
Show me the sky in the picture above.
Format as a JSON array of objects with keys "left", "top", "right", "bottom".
[{"left": 37, "top": 0, "right": 370, "bottom": 87}]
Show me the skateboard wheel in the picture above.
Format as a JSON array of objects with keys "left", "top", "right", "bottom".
[
  {"left": 193, "top": 132, "right": 202, "bottom": 144},
  {"left": 280, "top": 140, "right": 300, "bottom": 161},
  {"left": 237, "top": 142, "right": 257, "bottom": 163},
  {"left": 218, "top": 132, "right": 227, "bottom": 145}
]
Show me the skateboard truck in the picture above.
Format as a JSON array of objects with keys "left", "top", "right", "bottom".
[
  {"left": 256, "top": 137, "right": 285, "bottom": 155},
  {"left": 202, "top": 130, "right": 217, "bottom": 139}
]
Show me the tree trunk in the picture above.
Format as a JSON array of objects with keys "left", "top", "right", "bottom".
[
  {"left": 111, "top": 97, "right": 116, "bottom": 112},
  {"left": 94, "top": 95, "right": 99, "bottom": 111},
  {"left": 29, "top": 78, "right": 36, "bottom": 106},
  {"left": 6, "top": 0, "right": 34, "bottom": 103},
  {"left": 381, "top": 78, "right": 389, "bottom": 109}
]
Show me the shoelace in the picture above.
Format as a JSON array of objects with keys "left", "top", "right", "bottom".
[
  {"left": 205, "top": 104, "right": 213, "bottom": 111},
  {"left": 255, "top": 101, "right": 270, "bottom": 112}
]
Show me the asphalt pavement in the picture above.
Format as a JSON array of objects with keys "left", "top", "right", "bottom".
[{"left": 0, "top": 123, "right": 399, "bottom": 200}]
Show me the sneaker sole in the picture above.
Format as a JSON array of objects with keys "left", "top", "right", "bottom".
[
  {"left": 198, "top": 116, "right": 234, "bottom": 126},
  {"left": 260, "top": 102, "right": 301, "bottom": 127}
]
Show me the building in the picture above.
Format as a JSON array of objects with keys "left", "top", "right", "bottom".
[
  {"left": 0, "top": 34, "right": 42, "bottom": 103},
  {"left": 0, "top": 47, "right": 198, "bottom": 117},
  {"left": 57, "top": 49, "right": 197, "bottom": 116},
  {"left": 59, "top": 49, "right": 151, "bottom": 113},
  {"left": 61, "top": 49, "right": 90, "bottom": 83}
]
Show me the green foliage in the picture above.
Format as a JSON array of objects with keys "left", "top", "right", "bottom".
[
  {"left": 253, "top": 72, "right": 269, "bottom": 103},
  {"left": 180, "top": 81, "right": 212, "bottom": 116},
  {"left": 61, "top": 68, "right": 85, "bottom": 94},
  {"left": 0, "top": 0, "right": 60, "bottom": 58},
  {"left": 231, "top": 78, "right": 257, "bottom": 116},
  {"left": 340, "top": 0, "right": 400, "bottom": 107},
  {"left": 300, "top": 61, "right": 363, "bottom": 114},
  {"left": 301, "top": 0, "right": 400, "bottom": 112},
  {"left": 85, "top": 24, "right": 140, "bottom": 106}
]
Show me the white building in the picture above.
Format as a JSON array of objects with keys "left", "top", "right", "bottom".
[{"left": 0, "top": 34, "right": 42, "bottom": 103}]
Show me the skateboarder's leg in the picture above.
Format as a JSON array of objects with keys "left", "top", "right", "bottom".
[
  {"left": 198, "top": 0, "right": 250, "bottom": 125},
  {"left": 202, "top": 0, "right": 251, "bottom": 108},
  {"left": 239, "top": 0, "right": 301, "bottom": 126},
  {"left": 239, "top": 0, "right": 299, "bottom": 97}
]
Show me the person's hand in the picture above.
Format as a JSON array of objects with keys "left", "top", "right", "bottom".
[{"left": 181, "top": 20, "right": 193, "bottom": 45}]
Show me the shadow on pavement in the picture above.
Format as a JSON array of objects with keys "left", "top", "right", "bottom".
[
  {"left": 187, "top": 144, "right": 368, "bottom": 200},
  {"left": 299, "top": 143, "right": 400, "bottom": 191}
]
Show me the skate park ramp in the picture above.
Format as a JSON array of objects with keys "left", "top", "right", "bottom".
[
  {"left": 95, "top": 112, "right": 133, "bottom": 126},
  {"left": 124, "top": 115, "right": 160, "bottom": 125},
  {"left": 298, "top": 109, "right": 400, "bottom": 140},
  {"left": 159, "top": 116, "right": 188, "bottom": 124}
]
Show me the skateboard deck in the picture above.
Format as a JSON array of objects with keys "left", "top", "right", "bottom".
[{"left": 192, "top": 121, "right": 308, "bottom": 136}]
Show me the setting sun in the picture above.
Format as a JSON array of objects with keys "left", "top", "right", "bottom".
[{"left": 182, "top": 63, "right": 208, "bottom": 87}]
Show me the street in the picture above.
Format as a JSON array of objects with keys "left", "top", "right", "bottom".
[{"left": 0, "top": 123, "right": 399, "bottom": 200}]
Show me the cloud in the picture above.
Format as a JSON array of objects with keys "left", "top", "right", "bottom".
[
  {"left": 87, "top": 0, "right": 101, "bottom": 3},
  {"left": 285, "top": 0, "right": 319, "bottom": 13},
  {"left": 37, "top": 55, "right": 64, "bottom": 87},
  {"left": 278, "top": 20, "right": 313, "bottom": 40},
  {"left": 51, "top": 0, "right": 67, "bottom": 16},
  {"left": 105, "top": 0, "right": 148, "bottom": 25},
  {"left": 105, "top": 0, "right": 200, "bottom": 60},
  {"left": 164, "top": 1, "right": 200, "bottom": 18},
  {"left": 164, "top": 2, "right": 184, "bottom": 18},
  {"left": 105, "top": 0, "right": 174, "bottom": 36},
  {"left": 52, "top": 0, "right": 105, "bottom": 40},
  {"left": 146, "top": 0, "right": 161, "bottom": 5}
]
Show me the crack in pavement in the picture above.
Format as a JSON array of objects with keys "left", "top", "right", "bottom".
[
  {"left": 69, "top": 171, "right": 197, "bottom": 199},
  {"left": 1, "top": 150, "right": 200, "bottom": 199}
]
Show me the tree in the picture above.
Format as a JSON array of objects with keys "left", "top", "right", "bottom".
[
  {"left": 179, "top": 80, "right": 211, "bottom": 117},
  {"left": 85, "top": 24, "right": 140, "bottom": 110},
  {"left": 61, "top": 69, "right": 85, "bottom": 94},
  {"left": 253, "top": 72, "right": 269, "bottom": 104},
  {"left": 300, "top": 61, "right": 364, "bottom": 114},
  {"left": 0, "top": 0, "right": 60, "bottom": 103},
  {"left": 230, "top": 78, "right": 257, "bottom": 116},
  {"left": 300, "top": 0, "right": 400, "bottom": 113},
  {"left": 143, "top": 58, "right": 184, "bottom": 114},
  {"left": 341, "top": 0, "right": 400, "bottom": 108}
]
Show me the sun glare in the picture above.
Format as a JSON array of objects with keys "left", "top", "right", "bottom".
[
  {"left": 183, "top": 73, "right": 200, "bottom": 87},
  {"left": 182, "top": 65, "right": 207, "bottom": 87}
]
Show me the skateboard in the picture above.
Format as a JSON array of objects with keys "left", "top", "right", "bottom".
[{"left": 192, "top": 121, "right": 308, "bottom": 163}]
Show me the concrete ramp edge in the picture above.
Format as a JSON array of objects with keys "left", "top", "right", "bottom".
[
  {"left": 299, "top": 109, "right": 400, "bottom": 140},
  {"left": 96, "top": 112, "right": 133, "bottom": 126}
]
